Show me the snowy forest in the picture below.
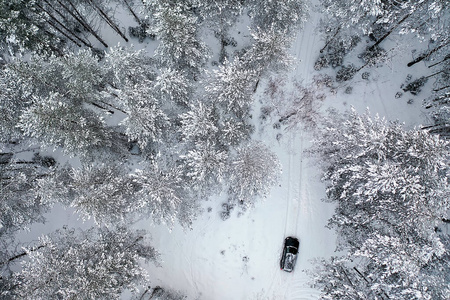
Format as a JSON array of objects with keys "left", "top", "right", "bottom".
[{"left": 0, "top": 0, "right": 448, "bottom": 299}]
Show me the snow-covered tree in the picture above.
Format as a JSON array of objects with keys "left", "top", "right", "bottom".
[
  {"left": 205, "top": 59, "right": 256, "bottom": 115},
  {"left": 218, "top": 117, "right": 252, "bottom": 147},
  {"left": 13, "top": 226, "right": 158, "bottom": 299},
  {"left": 18, "top": 92, "right": 111, "bottom": 158},
  {"left": 119, "top": 82, "right": 170, "bottom": 148},
  {"left": 37, "top": 162, "right": 138, "bottom": 225},
  {"left": 132, "top": 164, "right": 185, "bottom": 228},
  {"left": 309, "top": 108, "right": 450, "bottom": 299},
  {"left": 241, "top": 26, "right": 294, "bottom": 80},
  {"left": 104, "top": 45, "right": 155, "bottom": 87},
  {"left": 181, "top": 140, "right": 228, "bottom": 194},
  {"left": 146, "top": 0, "right": 209, "bottom": 76},
  {"left": 153, "top": 68, "right": 191, "bottom": 107},
  {"left": 179, "top": 100, "right": 219, "bottom": 144},
  {"left": 0, "top": 67, "right": 32, "bottom": 142},
  {"left": 227, "top": 141, "right": 281, "bottom": 207},
  {"left": 247, "top": 0, "right": 308, "bottom": 33},
  {"left": 0, "top": 153, "right": 53, "bottom": 239},
  {"left": 0, "top": 0, "right": 65, "bottom": 55}
]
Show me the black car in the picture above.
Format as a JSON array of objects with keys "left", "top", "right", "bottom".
[{"left": 280, "top": 237, "right": 300, "bottom": 272}]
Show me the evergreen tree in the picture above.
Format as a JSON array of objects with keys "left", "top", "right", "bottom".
[
  {"left": 181, "top": 140, "right": 228, "bottom": 195},
  {"left": 18, "top": 92, "right": 111, "bottom": 157},
  {"left": 37, "top": 162, "right": 138, "bottom": 225},
  {"left": 241, "top": 26, "right": 294, "bottom": 80},
  {"left": 119, "top": 82, "right": 169, "bottom": 148},
  {"left": 248, "top": 0, "right": 308, "bottom": 33},
  {"left": 309, "top": 108, "right": 450, "bottom": 299},
  {"left": 227, "top": 141, "right": 281, "bottom": 207},
  {"left": 0, "top": 153, "right": 53, "bottom": 239},
  {"left": 13, "top": 226, "right": 158, "bottom": 299},
  {"left": 205, "top": 58, "right": 256, "bottom": 116},
  {"left": 132, "top": 164, "right": 185, "bottom": 228},
  {"left": 146, "top": 0, "right": 209, "bottom": 76}
]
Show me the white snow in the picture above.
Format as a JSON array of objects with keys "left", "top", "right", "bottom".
[{"left": 14, "top": 2, "right": 433, "bottom": 299}]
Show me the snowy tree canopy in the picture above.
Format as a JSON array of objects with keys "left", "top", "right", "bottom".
[
  {"left": 119, "top": 82, "right": 170, "bottom": 148},
  {"left": 228, "top": 141, "right": 281, "bottom": 206},
  {"left": 242, "top": 26, "right": 295, "bottom": 78},
  {"left": 309, "top": 108, "right": 450, "bottom": 299},
  {"left": 13, "top": 226, "right": 158, "bottom": 300},
  {"left": 146, "top": 0, "right": 209, "bottom": 75},
  {"left": 132, "top": 164, "right": 185, "bottom": 228},
  {"left": 248, "top": 0, "right": 308, "bottom": 33},
  {"left": 205, "top": 58, "right": 256, "bottom": 115},
  {"left": 18, "top": 92, "right": 111, "bottom": 158}
]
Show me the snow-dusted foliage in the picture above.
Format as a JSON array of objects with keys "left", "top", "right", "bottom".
[
  {"left": 180, "top": 100, "right": 219, "bottom": 143},
  {"left": 309, "top": 108, "right": 450, "bottom": 299},
  {"left": 18, "top": 92, "right": 111, "bottom": 157},
  {"left": 39, "top": 162, "right": 137, "bottom": 225},
  {"left": 0, "top": 0, "right": 64, "bottom": 55},
  {"left": 242, "top": 26, "right": 295, "bottom": 78},
  {"left": 218, "top": 117, "right": 252, "bottom": 147},
  {"left": 11, "top": 50, "right": 105, "bottom": 103},
  {"left": 0, "top": 67, "right": 31, "bottom": 142},
  {"left": 154, "top": 68, "right": 191, "bottom": 107},
  {"left": 205, "top": 59, "right": 256, "bottom": 115},
  {"left": 228, "top": 141, "right": 281, "bottom": 207},
  {"left": 0, "top": 155, "right": 51, "bottom": 238},
  {"left": 13, "top": 226, "right": 158, "bottom": 299},
  {"left": 248, "top": 0, "right": 308, "bottom": 33},
  {"left": 104, "top": 45, "right": 155, "bottom": 87},
  {"left": 181, "top": 141, "right": 228, "bottom": 194},
  {"left": 146, "top": 0, "right": 209, "bottom": 75},
  {"left": 119, "top": 82, "right": 169, "bottom": 148},
  {"left": 132, "top": 164, "right": 185, "bottom": 228}
]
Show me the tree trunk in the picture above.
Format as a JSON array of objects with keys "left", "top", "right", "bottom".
[
  {"left": 428, "top": 54, "right": 450, "bottom": 68},
  {"left": 424, "top": 69, "right": 447, "bottom": 80},
  {"left": 54, "top": 0, "right": 109, "bottom": 48},
  {"left": 320, "top": 26, "right": 341, "bottom": 53},
  {"left": 86, "top": 0, "right": 129, "bottom": 42},
  {"left": 37, "top": 3, "right": 93, "bottom": 48},
  {"left": 46, "top": 19, "right": 82, "bottom": 47},
  {"left": 0, "top": 245, "right": 45, "bottom": 267},
  {"left": 122, "top": 0, "right": 141, "bottom": 24},
  {"left": 368, "top": 13, "right": 411, "bottom": 52},
  {"left": 408, "top": 39, "right": 450, "bottom": 67}
]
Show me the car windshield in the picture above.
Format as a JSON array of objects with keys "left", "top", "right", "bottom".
[{"left": 287, "top": 246, "right": 297, "bottom": 254}]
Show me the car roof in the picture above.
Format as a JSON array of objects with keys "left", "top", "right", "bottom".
[{"left": 285, "top": 237, "right": 299, "bottom": 248}]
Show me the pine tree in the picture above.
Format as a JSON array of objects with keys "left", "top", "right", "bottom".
[
  {"left": 179, "top": 100, "right": 219, "bottom": 144},
  {"left": 205, "top": 58, "right": 256, "bottom": 116},
  {"left": 181, "top": 140, "right": 228, "bottom": 194},
  {"left": 309, "top": 108, "right": 450, "bottom": 299},
  {"left": 37, "top": 162, "right": 138, "bottom": 225},
  {"left": 0, "top": 153, "right": 53, "bottom": 239},
  {"left": 227, "top": 141, "right": 281, "bottom": 207},
  {"left": 18, "top": 92, "right": 111, "bottom": 158},
  {"left": 13, "top": 226, "right": 158, "bottom": 299},
  {"left": 119, "top": 82, "right": 169, "bottom": 148},
  {"left": 132, "top": 164, "right": 185, "bottom": 228},
  {"left": 241, "top": 26, "right": 295, "bottom": 81},
  {"left": 146, "top": 0, "right": 209, "bottom": 76},
  {"left": 247, "top": 0, "right": 308, "bottom": 33}
]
